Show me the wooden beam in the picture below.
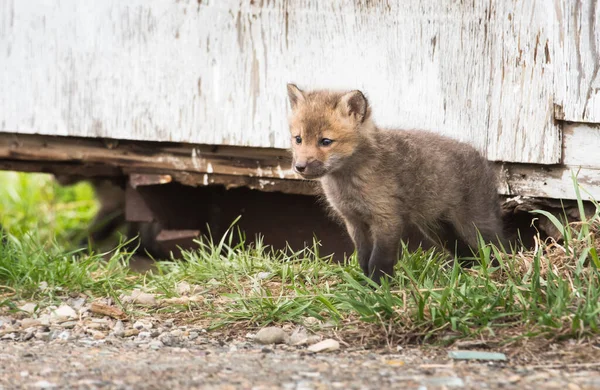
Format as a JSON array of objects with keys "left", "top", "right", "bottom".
[{"left": 0, "top": 133, "right": 598, "bottom": 200}]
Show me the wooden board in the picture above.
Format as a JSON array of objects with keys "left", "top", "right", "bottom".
[
  {"left": 0, "top": 132, "right": 597, "bottom": 201},
  {"left": 554, "top": 0, "right": 600, "bottom": 123},
  {"left": 562, "top": 122, "right": 600, "bottom": 168},
  {"left": 0, "top": 0, "right": 561, "bottom": 164}
]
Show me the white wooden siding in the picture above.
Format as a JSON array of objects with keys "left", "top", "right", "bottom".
[
  {"left": 0, "top": 0, "right": 562, "bottom": 164},
  {"left": 554, "top": 0, "right": 600, "bottom": 123}
]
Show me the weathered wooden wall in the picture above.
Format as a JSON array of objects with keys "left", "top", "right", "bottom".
[
  {"left": 0, "top": 0, "right": 566, "bottom": 164},
  {"left": 554, "top": 0, "right": 600, "bottom": 123}
]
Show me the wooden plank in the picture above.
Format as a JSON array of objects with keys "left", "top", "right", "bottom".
[
  {"left": 485, "top": 1, "right": 560, "bottom": 163},
  {"left": 0, "top": 132, "right": 596, "bottom": 201},
  {"left": 0, "top": 133, "right": 298, "bottom": 180},
  {"left": 498, "top": 164, "right": 600, "bottom": 201},
  {"left": 554, "top": 0, "right": 600, "bottom": 123},
  {"left": 562, "top": 122, "right": 600, "bottom": 167},
  {"left": 0, "top": 0, "right": 561, "bottom": 164}
]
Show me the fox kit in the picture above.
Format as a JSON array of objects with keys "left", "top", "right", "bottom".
[{"left": 286, "top": 84, "right": 505, "bottom": 282}]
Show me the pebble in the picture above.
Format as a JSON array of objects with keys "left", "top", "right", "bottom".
[
  {"left": 51, "top": 305, "right": 77, "bottom": 319},
  {"left": 307, "top": 339, "right": 340, "bottom": 353},
  {"left": 137, "top": 331, "right": 152, "bottom": 339},
  {"left": 22, "top": 330, "right": 35, "bottom": 341},
  {"left": 158, "top": 333, "right": 179, "bottom": 346},
  {"left": 126, "top": 290, "right": 157, "bottom": 306},
  {"left": 149, "top": 340, "right": 164, "bottom": 350},
  {"left": 60, "top": 321, "right": 77, "bottom": 329},
  {"left": 176, "top": 282, "right": 191, "bottom": 296},
  {"left": 32, "top": 380, "right": 57, "bottom": 389},
  {"left": 254, "top": 327, "right": 288, "bottom": 345},
  {"left": 288, "top": 328, "right": 309, "bottom": 346},
  {"left": 19, "top": 303, "right": 37, "bottom": 314},
  {"left": 68, "top": 297, "right": 86, "bottom": 311},
  {"left": 89, "top": 330, "right": 106, "bottom": 340},
  {"left": 423, "top": 377, "right": 465, "bottom": 387},
  {"left": 56, "top": 331, "right": 71, "bottom": 341},
  {"left": 20, "top": 318, "right": 41, "bottom": 328},
  {"left": 86, "top": 322, "right": 108, "bottom": 330},
  {"left": 112, "top": 320, "right": 125, "bottom": 337},
  {"left": 123, "top": 329, "right": 140, "bottom": 337},
  {"left": 133, "top": 320, "right": 152, "bottom": 331},
  {"left": 34, "top": 331, "right": 51, "bottom": 341}
]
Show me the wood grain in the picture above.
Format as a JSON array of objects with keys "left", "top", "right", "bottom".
[
  {"left": 554, "top": 0, "right": 600, "bottom": 123},
  {"left": 0, "top": 132, "right": 597, "bottom": 201},
  {"left": 0, "top": 0, "right": 561, "bottom": 164}
]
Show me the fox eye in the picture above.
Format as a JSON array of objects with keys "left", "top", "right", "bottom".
[
  {"left": 320, "top": 138, "right": 333, "bottom": 147},
  {"left": 294, "top": 136, "right": 302, "bottom": 145}
]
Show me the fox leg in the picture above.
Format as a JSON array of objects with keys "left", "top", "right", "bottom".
[
  {"left": 369, "top": 222, "right": 404, "bottom": 283},
  {"left": 345, "top": 219, "right": 373, "bottom": 276}
]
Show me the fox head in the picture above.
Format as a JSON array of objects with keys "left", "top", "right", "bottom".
[{"left": 286, "top": 84, "right": 372, "bottom": 179}]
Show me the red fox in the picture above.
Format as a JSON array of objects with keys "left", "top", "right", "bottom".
[{"left": 286, "top": 84, "right": 506, "bottom": 283}]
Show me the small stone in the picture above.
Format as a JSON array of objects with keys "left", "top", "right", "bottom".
[
  {"left": 567, "top": 384, "right": 582, "bottom": 390},
  {"left": 256, "top": 272, "right": 271, "bottom": 280},
  {"left": 133, "top": 320, "right": 152, "bottom": 330},
  {"left": 448, "top": 350, "right": 507, "bottom": 361},
  {"left": 307, "top": 339, "right": 340, "bottom": 353},
  {"left": 303, "top": 317, "right": 321, "bottom": 327},
  {"left": 126, "top": 290, "right": 157, "bottom": 306},
  {"left": 38, "top": 315, "right": 51, "bottom": 326},
  {"left": 254, "top": 327, "right": 288, "bottom": 345},
  {"left": 176, "top": 282, "right": 191, "bottom": 296},
  {"left": 306, "top": 335, "right": 321, "bottom": 345},
  {"left": 423, "top": 377, "right": 465, "bottom": 387},
  {"left": 34, "top": 331, "right": 51, "bottom": 341},
  {"left": 163, "top": 319, "right": 175, "bottom": 328},
  {"left": 19, "top": 303, "right": 37, "bottom": 314},
  {"left": 288, "top": 327, "right": 312, "bottom": 346},
  {"left": 51, "top": 305, "right": 77, "bottom": 319},
  {"left": 1, "top": 332, "right": 17, "bottom": 340},
  {"left": 32, "top": 380, "right": 57, "bottom": 389},
  {"left": 22, "top": 330, "right": 35, "bottom": 341},
  {"left": 20, "top": 318, "right": 41, "bottom": 328},
  {"left": 69, "top": 297, "right": 86, "bottom": 311},
  {"left": 149, "top": 340, "right": 164, "bottom": 350},
  {"left": 60, "top": 321, "right": 77, "bottom": 329},
  {"left": 158, "top": 333, "right": 179, "bottom": 347},
  {"left": 123, "top": 329, "right": 140, "bottom": 337},
  {"left": 138, "top": 331, "right": 152, "bottom": 339},
  {"left": 90, "top": 330, "right": 106, "bottom": 340},
  {"left": 86, "top": 321, "right": 108, "bottom": 330},
  {"left": 56, "top": 331, "right": 70, "bottom": 341},
  {"left": 112, "top": 320, "right": 125, "bottom": 337},
  {"left": 188, "top": 331, "right": 199, "bottom": 341}
]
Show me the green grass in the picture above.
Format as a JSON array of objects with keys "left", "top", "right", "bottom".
[{"left": 1, "top": 171, "right": 600, "bottom": 345}]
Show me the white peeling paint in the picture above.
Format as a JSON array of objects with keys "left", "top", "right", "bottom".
[{"left": 0, "top": 0, "right": 566, "bottom": 164}]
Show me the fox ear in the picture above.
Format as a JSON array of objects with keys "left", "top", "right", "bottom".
[
  {"left": 338, "top": 90, "right": 368, "bottom": 123},
  {"left": 287, "top": 83, "right": 305, "bottom": 110}
]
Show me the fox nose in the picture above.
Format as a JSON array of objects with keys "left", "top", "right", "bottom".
[{"left": 294, "top": 163, "right": 307, "bottom": 173}]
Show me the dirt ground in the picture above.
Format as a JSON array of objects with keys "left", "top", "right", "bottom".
[{"left": 2, "top": 331, "right": 600, "bottom": 390}]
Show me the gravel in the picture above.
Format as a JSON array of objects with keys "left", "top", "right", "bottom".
[{"left": 1, "top": 300, "right": 599, "bottom": 389}]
